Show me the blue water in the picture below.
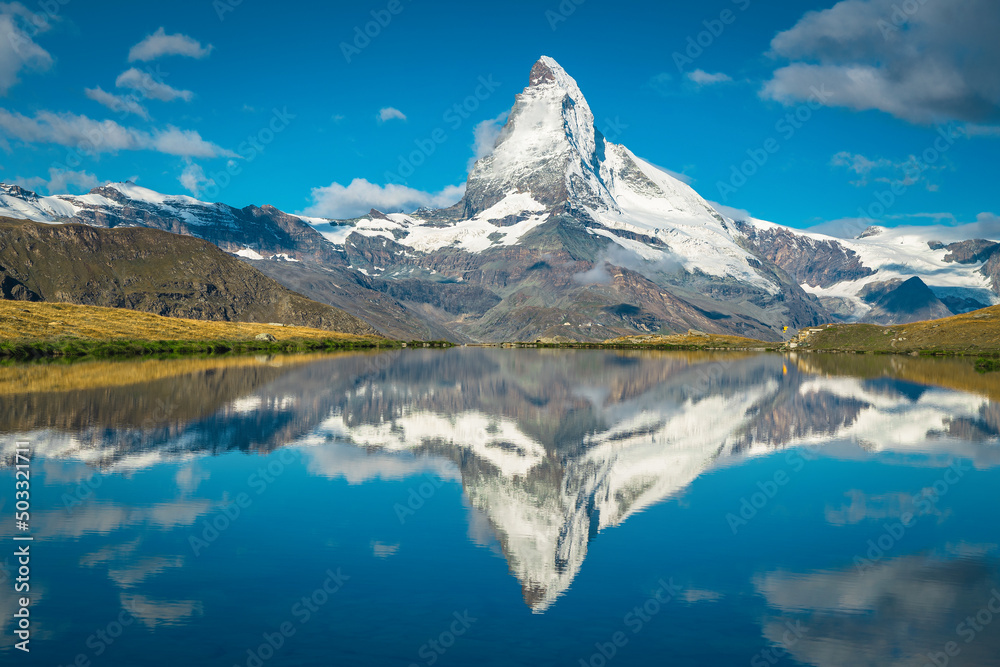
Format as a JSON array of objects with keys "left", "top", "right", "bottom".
[{"left": 1, "top": 350, "right": 999, "bottom": 666}]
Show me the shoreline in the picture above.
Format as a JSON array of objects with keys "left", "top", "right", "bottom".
[
  {"left": 0, "top": 337, "right": 401, "bottom": 361},
  {"left": 3, "top": 300, "right": 998, "bottom": 365}
]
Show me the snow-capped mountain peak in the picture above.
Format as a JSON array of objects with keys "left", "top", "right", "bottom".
[{"left": 464, "top": 55, "right": 614, "bottom": 217}]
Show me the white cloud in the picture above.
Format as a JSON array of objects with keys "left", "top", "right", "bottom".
[
  {"left": 151, "top": 126, "right": 236, "bottom": 158},
  {"left": 179, "top": 162, "right": 214, "bottom": 196},
  {"left": 963, "top": 124, "right": 1000, "bottom": 137},
  {"left": 831, "top": 150, "right": 943, "bottom": 188},
  {"left": 300, "top": 442, "right": 460, "bottom": 484},
  {"left": 762, "top": 0, "right": 1000, "bottom": 125},
  {"left": 301, "top": 178, "right": 465, "bottom": 219},
  {"left": 884, "top": 212, "right": 958, "bottom": 224},
  {"left": 467, "top": 111, "right": 507, "bottom": 172},
  {"left": 128, "top": 27, "right": 212, "bottom": 62},
  {"left": 686, "top": 69, "right": 733, "bottom": 86},
  {"left": 803, "top": 217, "right": 878, "bottom": 238},
  {"left": 646, "top": 72, "right": 673, "bottom": 96},
  {"left": 803, "top": 212, "right": 999, "bottom": 239},
  {"left": 0, "top": 108, "right": 236, "bottom": 158},
  {"left": 573, "top": 244, "right": 681, "bottom": 285},
  {"left": 46, "top": 167, "right": 100, "bottom": 193},
  {"left": 709, "top": 201, "right": 751, "bottom": 221},
  {"left": 643, "top": 159, "right": 693, "bottom": 184},
  {"left": 0, "top": 4, "right": 54, "bottom": 95},
  {"left": 968, "top": 212, "right": 1000, "bottom": 239},
  {"left": 378, "top": 107, "right": 406, "bottom": 122},
  {"left": 85, "top": 86, "right": 150, "bottom": 120},
  {"left": 115, "top": 67, "right": 193, "bottom": 102}
]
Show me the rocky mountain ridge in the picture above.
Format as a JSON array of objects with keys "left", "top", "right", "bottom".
[
  {"left": 0, "top": 218, "right": 376, "bottom": 335},
  {"left": 1, "top": 57, "right": 997, "bottom": 338}
]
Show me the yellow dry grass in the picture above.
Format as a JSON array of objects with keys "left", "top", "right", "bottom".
[
  {"left": 601, "top": 333, "right": 775, "bottom": 348},
  {"left": 0, "top": 300, "right": 381, "bottom": 343}
]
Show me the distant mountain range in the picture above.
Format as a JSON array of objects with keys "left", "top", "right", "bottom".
[{"left": 1, "top": 56, "right": 997, "bottom": 341}]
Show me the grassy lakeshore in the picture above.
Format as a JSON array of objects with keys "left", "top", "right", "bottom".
[
  {"left": 515, "top": 305, "right": 1000, "bottom": 370},
  {"left": 788, "top": 305, "right": 1000, "bottom": 357},
  {"left": 519, "top": 332, "right": 782, "bottom": 351},
  {"left": 0, "top": 300, "right": 394, "bottom": 360}
]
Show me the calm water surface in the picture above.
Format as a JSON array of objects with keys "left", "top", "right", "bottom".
[{"left": 1, "top": 349, "right": 998, "bottom": 666}]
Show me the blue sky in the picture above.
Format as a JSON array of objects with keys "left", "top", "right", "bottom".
[{"left": 0, "top": 0, "right": 997, "bottom": 232}]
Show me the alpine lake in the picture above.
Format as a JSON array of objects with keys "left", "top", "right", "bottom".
[{"left": 1, "top": 348, "right": 998, "bottom": 666}]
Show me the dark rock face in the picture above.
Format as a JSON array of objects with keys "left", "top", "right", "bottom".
[
  {"left": 529, "top": 59, "right": 558, "bottom": 86},
  {"left": 941, "top": 239, "right": 1000, "bottom": 264},
  {"left": 245, "top": 259, "right": 461, "bottom": 341},
  {"left": 860, "top": 276, "right": 953, "bottom": 325},
  {"left": 0, "top": 274, "right": 41, "bottom": 301},
  {"left": 858, "top": 279, "right": 905, "bottom": 304},
  {"left": 735, "top": 221, "right": 875, "bottom": 288},
  {"left": 375, "top": 279, "right": 501, "bottom": 317},
  {"left": 0, "top": 218, "right": 377, "bottom": 335},
  {"left": 941, "top": 295, "right": 991, "bottom": 314},
  {"left": 937, "top": 238, "right": 1000, "bottom": 294}
]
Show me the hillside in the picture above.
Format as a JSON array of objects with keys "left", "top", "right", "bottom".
[
  {"left": 0, "top": 300, "right": 383, "bottom": 344},
  {"left": 597, "top": 332, "right": 779, "bottom": 350},
  {"left": 0, "top": 218, "right": 377, "bottom": 335},
  {"left": 795, "top": 305, "right": 1000, "bottom": 355}
]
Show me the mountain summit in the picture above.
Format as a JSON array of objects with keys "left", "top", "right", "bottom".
[
  {"left": 0, "top": 56, "right": 995, "bottom": 341},
  {"left": 464, "top": 56, "right": 613, "bottom": 216}
]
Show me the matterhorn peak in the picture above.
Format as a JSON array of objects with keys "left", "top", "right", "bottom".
[{"left": 462, "top": 56, "right": 611, "bottom": 218}]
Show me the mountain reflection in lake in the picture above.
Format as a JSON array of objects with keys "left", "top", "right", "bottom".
[{"left": 1, "top": 349, "right": 998, "bottom": 666}]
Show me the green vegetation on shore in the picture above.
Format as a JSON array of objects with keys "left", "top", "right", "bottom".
[
  {"left": 792, "top": 306, "right": 1000, "bottom": 356},
  {"left": 0, "top": 337, "right": 392, "bottom": 361},
  {"left": 519, "top": 333, "right": 781, "bottom": 351},
  {"left": 574, "top": 306, "right": 1000, "bottom": 359},
  {"left": 5, "top": 298, "right": 1000, "bottom": 363},
  {"left": 976, "top": 357, "right": 1000, "bottom": 373}
]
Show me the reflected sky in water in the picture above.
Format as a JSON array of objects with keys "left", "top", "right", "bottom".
[{"left": 0, "top": 350, "right": 998, "bottom": 666}]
